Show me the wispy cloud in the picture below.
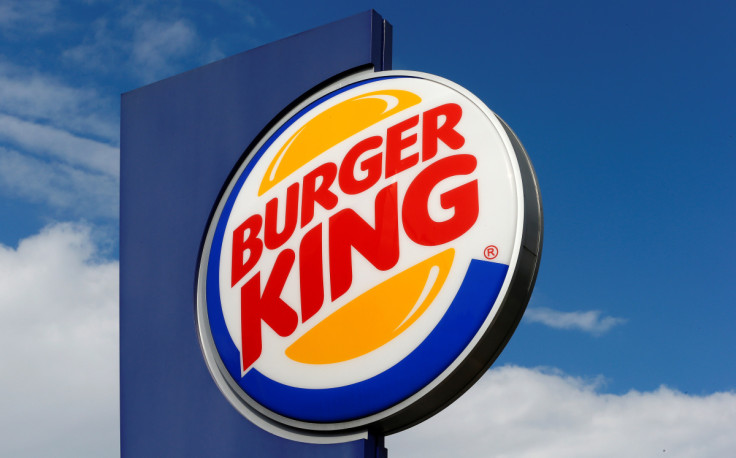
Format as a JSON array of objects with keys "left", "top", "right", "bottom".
[
  {"left": 62, "top": 2, "right": 271, "bottom": 84},
  {"left": 0, "top": 148, "right": 118, "bottom": 219},
  {"left": 63, "top": 8, "right": 200, "bottom": 84},
  {"left": 0, "top": 61, "right": 117, "bottom": 141},
  {"left": 64, "top": 16, "right": 199, "bottom": 83},
  {"left": 0, "top": 114, "right": 118, "bottom": 177},
  {"left": 0, "top": 223, "right": 119, "bottom": 457},
  {"left": 0, "top": 0, "right": 58, "bottom": 37},
  {"left": 130, "top": 18, "right": 198, "bottom": 81},
  {"left": 525, "top": 307, "right": 626, "bottom": 335},
  {"left": 389, "top": 365, "right": 736, "bottom": 457},
  {"left": 0, "top": 63, "right": 118, "bottom": 219},
  {"left": 211, "top": 0, "right": 271, "bottom": 29},
  {"left": 61, "top": 16, "right": 124, "bottom": 76}
]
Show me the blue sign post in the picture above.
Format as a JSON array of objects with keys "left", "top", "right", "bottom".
[{"left": 120, "top": 11, "right": 391, "bottom": 457}]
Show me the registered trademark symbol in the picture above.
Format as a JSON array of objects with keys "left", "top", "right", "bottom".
[{"left": 484, "top": 245, "right": 498, "bottom": 260}]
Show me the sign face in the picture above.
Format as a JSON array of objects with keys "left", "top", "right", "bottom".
[{"left": 196, "top": 70, "right": 542, "bottom": 439}]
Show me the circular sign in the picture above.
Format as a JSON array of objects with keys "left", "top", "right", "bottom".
[{"left": 196, "top": 70, "right": 542, "bottom": 440}]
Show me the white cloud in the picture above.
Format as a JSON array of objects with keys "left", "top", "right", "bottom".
[
  {"left": 0, "top": 226, "right": 733, "bottom": 457},
  {"left": 524, "top": 307, "right": 626, "bottom": 335},
  {"left": 0, "top": 223, "right": 119, "bottom": 457},
  {"left": 0, "top": 148, "right": 118, "bottom": 219},
  {"left": 388, "top": 365, "right": 736, "bottom": 458}
]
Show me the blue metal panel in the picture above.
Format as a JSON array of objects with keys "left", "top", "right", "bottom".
[{"left": 120, "top": 11, "right": 391, "bottom": 457}]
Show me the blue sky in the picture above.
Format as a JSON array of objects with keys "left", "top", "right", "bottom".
[{"left": 0, "top": 1, "right": 734, "bottom": 456}]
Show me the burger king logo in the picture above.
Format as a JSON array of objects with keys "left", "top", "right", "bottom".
[{"left": 196, "top": 70, "right": 542, "bottom": 440}]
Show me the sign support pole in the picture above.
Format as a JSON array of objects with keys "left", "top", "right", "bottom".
[{"left": 366, "top": 433, "right": 389, "bottom": 458}]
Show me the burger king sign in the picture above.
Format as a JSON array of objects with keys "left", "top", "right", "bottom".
[{"left": 196, "top": 70, "right": 542, "bottom": 441}]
